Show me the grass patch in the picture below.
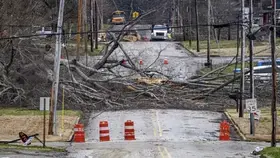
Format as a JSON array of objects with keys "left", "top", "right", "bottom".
[
  {"left": 61, "top": 42, "right": 105, "bottom": 56},
  {"left": 87, "top": 45, "right": 104, "bottom": 56},
  {"left": 226, "top": 107, "right": 280, "bottom": 141},
  {"left": 0, "top": 144, "right": 66, "bottom": 152},
  {"left": 0, "top": 108, "right": 81, "bottom": 141},
  {"left": 181, "top": 40, "right": 266, "bottom": 50},
  {"left": 0, "top": 108, "right": 81, "bottom": 117},
  {"left": 102, "top": 24, "right": 111, "bottom": 31},
  {"left": 261, "top": 147, "right": 280, "bottom": 158}
]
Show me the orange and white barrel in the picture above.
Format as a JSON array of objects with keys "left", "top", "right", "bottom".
[
  {"left": 99, "top": 121, "right": 110, "bottom": 141},
  {"left": 139, "top": 59, "right": 143, "bottom": 65},
  {"left": 163, "top": 58, "right": 168, "bottom": 65},
  {"left": 73, "top": 124, "right": 85, "bottom": 142},
  {"left": 124, "top": 120, "right": 135, "bottom": 140}
]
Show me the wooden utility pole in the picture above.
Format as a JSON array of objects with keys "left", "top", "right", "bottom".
[
  {"left": 90, "top": 0, "right": 94, "bottom": 53},
  {"left": 76, "top": 0, "right": 82, "bottom": 61},
  {"left": 207, "top": 0, "right": 211, "bottom": 67},
  {"left": 239, "top": 0, "right": 245, "bottom": 118},
  {"left": 83, "top": 0, "right": 88, "bottom": 65},
  {"left": 271, "top": 0, "right": 277, "bottom": 147},
  {"left": 100, "top": 0, "right": 104, "bottom": 29},
  {"left": 194, "top": 0, "right": 200, "bottom": 52},
  {"left": 52, "top": 0, "right": 65, "bottom": 135},
  {"left": 228, "top": 26, "right": 231, "bottom": 40},
  {"left": 249, "top": 0, "right": 255, "bottom": 135},
  {"left": 236, "top": 14, "right": 240, "bottom": 113},
  {"left": 43, "top": 99, "right": 46, "bottom": 147},
  {"left": 95, "top": 0, "right": 98, "bottom": 49},
  {"left": 48, "top": 88, "right": 54, "bottom": 135},
  {"left": 249, "top": 0, "right": 254, "bottom": 99},
  {"left": 182, "top": 0, "right": 186, "bottom": 41},
  {"left": 177, "top": 0, "right": 180, "bottom": 33},
  {"left": 172, "top": 0, "right": 176, "bottom": 32},
  {"left": 188, "top": 0, "right": 192, "bottom": 47}
]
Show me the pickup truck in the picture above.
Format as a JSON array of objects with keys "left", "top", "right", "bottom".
[{"left": 151, "top": 25, "right": 170, "bottom": 41}]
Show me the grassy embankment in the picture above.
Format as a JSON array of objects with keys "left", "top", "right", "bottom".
[{"left": 0, "top": 108, "right": 81, "bottom": 142}]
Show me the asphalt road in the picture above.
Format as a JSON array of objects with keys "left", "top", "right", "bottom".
[
  {"left": 106, "top": 41, "right": 233, "bottom": 80},
  {"left": 66, "top": 109, "right": 269, "bottom": 158},
  {"left": 76, "top": 24, "right": 234, "bottom": 80}
]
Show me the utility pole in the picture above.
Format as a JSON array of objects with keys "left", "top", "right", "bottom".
[
  {"left": 172, "top": 0, "right": 176, "bottom": 33},
  {"left": 236, "top": 14, "right": 240, "bottom": 113},
  {"left": 52, "top": 0, "right": 65, "bottom": 135},
  {"left": 94, "top": 0, "right": 98, "bottom": 49},
  {"left": 239, "top": 0, "right": 245, "bottom": 118},
  {"left": 182, "top": 0, "right": 186, "bottom": 41},
  {"left": 76, "top": 0, "right": 82, "bottom": 61},
  {"left": 249, "top": 0, "right": 255, "bottom": 135},
  {"left": 249, "top": 0, "right": 254, "bottom": 100},
  {"left": 177, "top": 0, "right": 180, "bottom": 33},
  {"left": 188, "top": 0, "right": 192, "bottom": 47},
  {"left": 100, "top": 0, "right": 104, "bottom": 30},
  {"left": 207, "top": 0, "right": 211, "bottom": 67},
  {"left": 83, "top": 0, "right": 88, "bottom": 65},
  {"left": 271, "top": 0, "right": 277, "bottom": 147},
  {"left": 228, "top": 25, "right": 231, "bottom": 40},
  {"left": 90, "top": 0, "right": 94, "bottom": 53},
  {"left": 194, "top": 0, "right": 200, "bottom": 52}
]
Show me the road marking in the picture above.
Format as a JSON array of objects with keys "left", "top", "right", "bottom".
[
  {"left": 157, "top": 146, "right": 165, "bottom": 158},
  {"left": 163, "top": 147, "right": 172, "bottom": 158},
  {"left": 155, "top": 110, "right": 163, "bottom": 137},
  {"left": 151, "top": 112, "right": 158, "bottom": 137},
  {"left": 157, "top": 146, "right": 172, "bottom": 158}
]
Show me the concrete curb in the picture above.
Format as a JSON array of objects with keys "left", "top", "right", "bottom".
[
  {"left": 67, "top": 117, "right": 80, "bottom": 142},
  {"left": 224, "top": 111, "right": 247, "bottom": 141},
  {"left": 176, "top": 42, "right": 199, "bottom": 57}
]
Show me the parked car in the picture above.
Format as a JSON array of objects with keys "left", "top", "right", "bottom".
[{"left": 245, "top": 65, "right": 280, "bottom": 82}]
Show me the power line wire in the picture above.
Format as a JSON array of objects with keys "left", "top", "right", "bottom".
[{"left": 0, "top": 21, "right": 246, "bottom": 41}]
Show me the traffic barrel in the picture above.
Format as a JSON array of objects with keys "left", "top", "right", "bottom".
[
  {"left": 73, "top": 124, "right": 85, "bottom": 142},
  {"left": 99, "top": 121, "right": 110, "bottom": 142},
  {"left": 139, "top": 59, "right": 143, "bottom": 65},
  {"left": 164, "top": 58, "right": 168, "bottom": 65},
  {"left": 124, "top": 120, "right": 135, "bottom": 140},
  {"left": 219, "top": 120, "right": 230, "bottom": 141}
]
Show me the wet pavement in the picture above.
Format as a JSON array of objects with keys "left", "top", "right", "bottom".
[
  {"left": 76, "top": 41, "right": 233, "bottom": 81},
  {"left": 66, "top": 109, "right": 269, "bottom": 158},
  {"left": 67, "top": 141, "right": 268, "bottom": 158},
  {"left": 108, "top": 41, "right": 233, "bottom": 80},
  {"left": 85, "top": 110, "right": 222, "bottom": 142}
]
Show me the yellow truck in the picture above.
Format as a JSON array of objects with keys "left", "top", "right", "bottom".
[{"left": 111, "top": 10, "right": 126, "bottom": 25}]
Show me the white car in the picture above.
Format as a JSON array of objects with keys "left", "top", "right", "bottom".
[{"left": 151, "top": 25, "right": 169, "bottom": 40}]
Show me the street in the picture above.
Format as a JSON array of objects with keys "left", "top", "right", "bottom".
[
  {"left": 77, "top": 41, "right": 233, "bottom": 81},
  {"left": 66, "top": 109, "right": 268, "bottom": 158}
]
